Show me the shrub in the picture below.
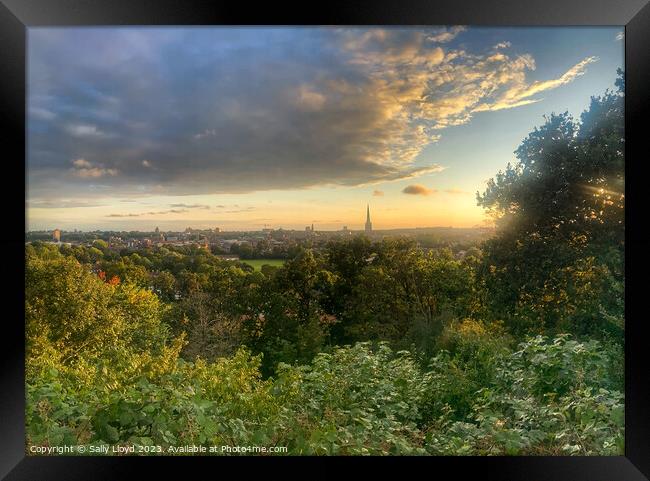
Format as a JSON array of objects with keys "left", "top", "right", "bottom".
[{"left": 426, "top": 335, "right": 624, "bottom": 455}]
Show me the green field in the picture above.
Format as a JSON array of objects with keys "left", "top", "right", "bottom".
[{"left": 242, "top": 258, "right": 286, "bottom": 271}]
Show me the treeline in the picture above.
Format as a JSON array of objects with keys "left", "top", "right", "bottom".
[
  {"left": 27, "top": 237, "right": 482, "bottom": 372},
  {"left": 25, "top": 71, "right": 624, "bottom": 455}
]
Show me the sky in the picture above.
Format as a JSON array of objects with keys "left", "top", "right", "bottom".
[{"left": 26, "top": 26, "right": 624, "bottom": 232}]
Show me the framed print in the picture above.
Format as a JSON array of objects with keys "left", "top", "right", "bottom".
[{"left": 1, "top": 0, "right": 649, "bottom": 479}]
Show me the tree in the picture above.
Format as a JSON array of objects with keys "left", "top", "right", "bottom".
[
  {"left": 238, "top": 248, "right": 337, "bottom": 374},
  {"left": 275, "top": 248, "right": 335, "bottom": 324},
  {"left": 322, "top": 236, "right": 374, "bottom": 342},
  {"left": 344, "top": 242, "right": 473, "bottom": 345},
  {"left": 476, "top": 70, "right": 624, "bottom": 338},
  {"left": 150, "top": 271, "right": 177, "bottom": 302},
  {"left": 92, "top": 239, "right": 109, "bottom": 251},
  {"left": 25, "top": 255, "right": 175, "bottom": 382}
]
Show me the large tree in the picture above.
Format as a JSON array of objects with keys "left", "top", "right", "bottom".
[{"left": 477, "top": 70, "right": 624, "bottom": 338}]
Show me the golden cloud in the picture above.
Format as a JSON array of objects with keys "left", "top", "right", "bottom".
[{"left": 402, "top": 184, "right": 436, "bottom": 196}]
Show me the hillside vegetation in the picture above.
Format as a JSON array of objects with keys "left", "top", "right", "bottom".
[{"left": 26, "top": 72, "right": 624, "bottom": 455}]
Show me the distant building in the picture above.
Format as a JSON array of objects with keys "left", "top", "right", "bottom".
[
  {"left": 155, "top": 226, "right": 160, "bottom": 233},
  {"left": 108, "top": 236, "right": 123, "bottom": 247},
  {"left": 365, "top": 205, "right": 372, "bottom": 233},
  {"left": 214, "top": 227, "right": 220, "bottom": 233},
  {"left": 52, "top": 229, "right": 61, "bottom": 242}
]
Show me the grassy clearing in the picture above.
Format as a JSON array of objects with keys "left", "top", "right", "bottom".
[{"left": 242, "top": 259, "right": 286, "bottom": 271}]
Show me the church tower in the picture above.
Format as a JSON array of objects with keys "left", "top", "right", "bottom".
[{"left": 365, "top": 204, "right": 372, "bottom": 233}]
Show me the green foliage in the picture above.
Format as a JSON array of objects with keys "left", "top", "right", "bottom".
[
  {"left": 435, "top": 335, "right": 625, "bottom": 456},
  {"left": 270, "top": 343, "right": 430, "bottom": 454},
  {"left": 25, "top": 72, "right": 625, "bottom": 457},
  {"left": 26, "top": 327, "right": 623, "bottom": 456},
  {"left": 25, "top": 255, "right": 180, "bottom": 390},
  {"left": 421, "top": 319, "right": 511, "bottom": 422},
  {"left": 477, "top": 71, "right": 624, "bottom": 339},
  {"left": 24, "top": 253, "right": 624, "bottom": 456},
  {"left": 328, "top": 239, "right": 474, "bottom": 347}
]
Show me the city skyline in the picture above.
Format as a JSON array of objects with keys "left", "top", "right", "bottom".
[
  {"left": 33, "top": 204, "right": 482, "bottom": 233},
  {"left": 26, "top": 26, "right": 624, "bottom": 231}
]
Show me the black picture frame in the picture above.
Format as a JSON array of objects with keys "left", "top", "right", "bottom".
[{"left": 2, "top": 1, "right": 649, "bottom": 479}]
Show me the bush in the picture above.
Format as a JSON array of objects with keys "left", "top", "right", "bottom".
[
  {"left": 419, "top": 319, "right": 511, "bottom": 422},
  {"left": 426, "top": 335, "right": 624, "bottom": 455},
  {"left": 273, "top": 342, "right": 429, "bottom": 454}
]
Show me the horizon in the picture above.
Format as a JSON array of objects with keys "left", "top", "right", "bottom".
[
  {"left": 27, "top": 220, "right": 495, "bottom": 234},
  {"left": 27, "top": 203, "right": 494, "bottom": 233},
  {"left": 26, "top": 26, "right": 623, "bottom": 231}
]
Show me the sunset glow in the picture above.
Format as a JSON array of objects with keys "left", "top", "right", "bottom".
[{"left": 27, "top": 26, "right": 623, "bottom": 231}]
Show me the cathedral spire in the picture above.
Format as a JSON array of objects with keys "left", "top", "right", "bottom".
[{"left": 365, "top": 204, "right": 372, "bottom": 233}]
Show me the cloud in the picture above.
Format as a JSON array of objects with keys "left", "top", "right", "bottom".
[
  {"left": 29, "top": 107, "right": 56, "bottom": 120},
  {"left": 65, "top": 123, "right": 111, "bottom": 139},
  {"left": 353, "top": 164, "right": 446, "bottom": 187},
  {"left": 70, "top": 158, "right": 118, "bottom": 178},
  {"left": 616, "top": 31, "right": 624, "bottom": 41},
  {"left": 373, "top": 190, "right": 384, "bottom": 196},
  {"left": 193, "top": 129, "right": 217, "bottom": 140},
  {"left": 106, "top": 208, "right": 189, "bottom": 217},
  {"left": 494, "top": 41, "right": 511, "bottom": 49},
  {"left": 27, "top": 28, "right": 601, "bottom": 202},
  {"left": 293, "top": 85, "right": 326, "bottom": 111},
  {"left": 28, "top": 199, "right": 107, "bottom": 208},
  {"left": 169, "top": 203, "right": 210, "bottom": 209},
  {"left": 72, "top": 158, "right": 91, "bottom": 168},
  {"left": 402, "top": 184, "right": 436, "bottom": 196},
  {"left": 338, "top": 29, "right": 598, "bottom": 131},
  {"left": 444, "top": 188, "right": 470, "bottom": 195},
  {"left": 427, "top": 26, "right": 466, "bottom": 43},
  {"left": 472, "top": 56, "right": 598, "bottom": 112},
  {"left": 106, "top": 213, "right": 141, "bottom": 217}
]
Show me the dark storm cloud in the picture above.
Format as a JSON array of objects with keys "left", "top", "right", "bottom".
[
  {"left": 27, "top": 27, "right": 597, "bottom": 202},
  {"left": 26, "top": 28, "right": 447, "bottom": 201}
]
